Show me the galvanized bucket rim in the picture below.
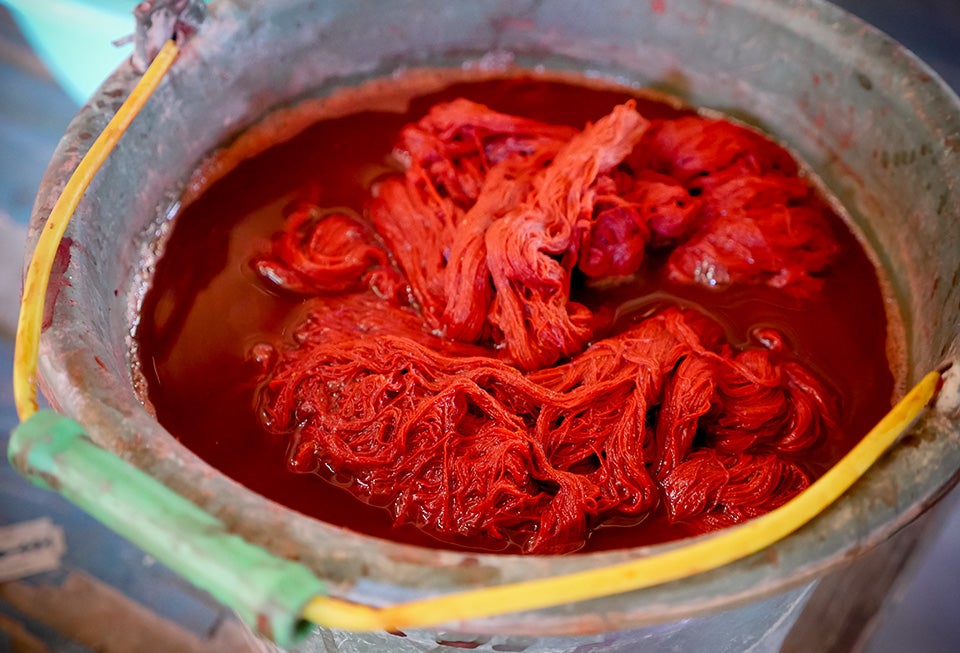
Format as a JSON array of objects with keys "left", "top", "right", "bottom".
[{"left": 28, "top": 0, "right": 960, "bottom": 635}]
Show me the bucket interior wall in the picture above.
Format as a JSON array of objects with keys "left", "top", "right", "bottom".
[{"left": 27, "top": 0, "right": 960, "bottom": 644}]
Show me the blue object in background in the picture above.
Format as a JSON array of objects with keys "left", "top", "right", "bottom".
[{"left": 0, "top": 0, "right": 136, "bottom": 105}]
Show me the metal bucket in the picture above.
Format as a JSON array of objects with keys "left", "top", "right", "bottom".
[{"left": 27, "top": 0, "right": 960, "bottom": 650}]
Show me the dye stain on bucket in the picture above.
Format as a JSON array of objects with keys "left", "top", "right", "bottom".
[{"left": 135, "top": 74, "right": 894, "bottom": 555}]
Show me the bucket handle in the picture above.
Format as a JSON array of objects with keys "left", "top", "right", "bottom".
[
  {"left": 9, "top": 409, "right": 326, "bottom": 647},
  {"left": 6, "top": 12, "right": 946, "bottom": 641},
  {"left": 9, "top": 377, "right": 942, "bottom": 639}
]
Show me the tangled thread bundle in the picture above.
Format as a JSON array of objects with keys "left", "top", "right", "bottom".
[{"left": 254, "top": 99, "right": 840, "bottom": 553}]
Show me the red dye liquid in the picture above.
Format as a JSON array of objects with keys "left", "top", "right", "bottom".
[{"left": 137, "top": 77, "right": 894, "bottom": 553}]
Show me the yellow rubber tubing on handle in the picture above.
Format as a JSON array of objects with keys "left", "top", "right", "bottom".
[
  {"left": 302, "top": 370, "right": 940, "bottom": 631},
  {"left": 13, "top": 40, "right": 179, "bottom": 422}
]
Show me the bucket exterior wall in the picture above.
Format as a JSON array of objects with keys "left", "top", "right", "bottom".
[{"left": 26, "top": 0, "right": 960, "bottom": 647}]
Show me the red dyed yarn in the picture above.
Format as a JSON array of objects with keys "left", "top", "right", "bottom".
[{"left": 255, "top": 99, "right": 840, "bottom": 553}]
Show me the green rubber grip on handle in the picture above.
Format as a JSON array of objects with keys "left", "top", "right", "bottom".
[{"left": 8, "top": 409, "right": 326, "bottom": 647}]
